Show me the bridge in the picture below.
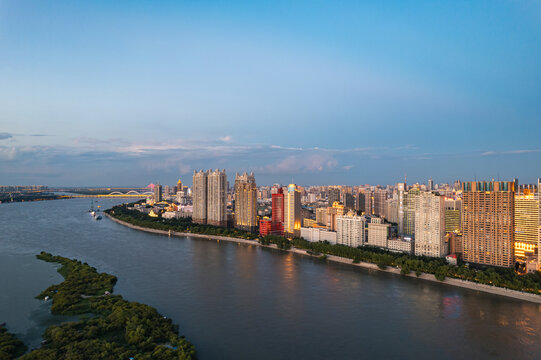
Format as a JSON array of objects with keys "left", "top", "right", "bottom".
[{"left": 71, "top": 191, "right": 153, "bottom": 198}]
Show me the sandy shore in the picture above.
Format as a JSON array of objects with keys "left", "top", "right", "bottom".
[{"left": 105, "top": 213, "right": 541, "bottom": 304}]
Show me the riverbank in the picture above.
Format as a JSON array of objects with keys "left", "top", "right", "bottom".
[
  {"left": 0, "top": 194, "right": 72, "bottom": 204},
  {"left": 106, "top": 213, "right": 541, "bottom": 304}
]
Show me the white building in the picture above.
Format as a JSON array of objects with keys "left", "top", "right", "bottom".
[
  {"left": 192, "top": 170, "right": 208, "bottom": 224},
  {"left": 300, "top": 227, "right": 337, "bottom": 244},
  {"left": 367, "top": 217, "right": 390, "bottom": 248},
  {"left": 336, "top": 215, "right": 366, "bottom": 247},
  {"left": 387, "top": 238, "right": 414, "bottom": 254},
  {"left": 207, "top": 169, "right": 227, "bottom": 226},
  {"left": 415, "top": 191, "right": 447, "bottom": 258}
]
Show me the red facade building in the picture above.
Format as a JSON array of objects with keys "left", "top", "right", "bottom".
[{"left": 271, "top": 189, "right": 285, "bottom": 236}]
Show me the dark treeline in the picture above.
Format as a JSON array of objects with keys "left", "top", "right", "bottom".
[
  {"left": 106, "top": 204, "right": 258, "bottom": 240},
  {"left": 108, "top": 203, "right": 541, "bottom": 296},
  {"left": 288, "top": 238, "right": 541, "bottom": 294},
  {"left": 0, "top": 326, "right": 27, "bottom": 360},
  {"left": 16, "top": 252, "right": 196, "bottom": 360}
]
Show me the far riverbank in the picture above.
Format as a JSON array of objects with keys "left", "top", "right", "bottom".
[{"left": 105, "top": 213, "right": 541, "bottom": 304}]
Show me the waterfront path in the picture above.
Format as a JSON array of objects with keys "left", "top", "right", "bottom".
[{"left": 105, "top": 213, "right": 541, "bottom": 304}]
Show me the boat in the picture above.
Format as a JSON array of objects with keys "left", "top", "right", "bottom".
[{"left": 89, "top": 200, "right": 98, "bottom": 218}]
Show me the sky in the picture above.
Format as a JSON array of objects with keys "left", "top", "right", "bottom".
[{"left": 0, "top": 0, "right": 540, "bottom": 187}]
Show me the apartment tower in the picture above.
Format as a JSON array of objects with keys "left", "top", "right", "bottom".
[
  {"left": 271, "top": 188, "right": 285, "bottom": 235},
  {"left": 462, "top": 181, "right": 515, "bottom": 267},
  {"left": 207, "top": 169, "right": 227, "bottom": 227},
  {"left": 284, "top": 184, "right": 302, "bottom": 237},
  {"left": 192, "top": 170, "right": 208, "bottom": 224},
  {"left": 234, "top": 172, "right": 257, "bottom": 232},
  {"left": 415, "top": 191, "right": 447, "bottom": 258},
  {"left": 515, "top": 182, "right": 540, "bottom": 272}
]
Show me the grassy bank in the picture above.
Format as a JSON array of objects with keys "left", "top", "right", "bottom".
[
  {"left": 19, "top": 252, "right": 196, "bottom": 360},
  {"left": 108, "top": 203, "right": 541, "bottom": 296}
]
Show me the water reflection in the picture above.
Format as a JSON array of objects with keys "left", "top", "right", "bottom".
[{"left": 1, "top": 198, "right": 541, "bottom": 360}]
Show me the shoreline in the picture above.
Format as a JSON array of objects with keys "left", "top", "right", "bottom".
[{"left": 105, "top": 213, "right": 541, "bottom": 304}]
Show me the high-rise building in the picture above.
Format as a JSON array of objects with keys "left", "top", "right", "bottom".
[
  {"left": 444, "top": 198, "right": 462, "bottom": 233},
  {"left": 384, "top": 197, "right": 398, "bottom": 224},
  {"left": 327, "top": 201, "right": 346, "bottom": 231},
  {"left": 336, "top": 214, "right": 366, "bottom": 247},
  {"left": 234, "top": 172, "right": 257, "bottom": 232},
  {"left": 176, "top": 179, "right": 183, "bottom": 193},
  {"left": 404, "top": 188, "right": 420, "bottom": 237},
  {"left": 397, "top": 183, "right": 406, "bottom": 234},
  {"left": 284, "top": 184, "right": 302, "bottom": 237},
  {"left": 367, "top": 217, "right": 390, "bottom": 248},
  {"left": 153, "top": 183, "right": 163, "bottom": 203},
  {"left": 272, "top": 188, "right": 285, "bottom": 235},
  {"left": 415, "top": 192, "right": 446, "bottom": 258},
  {"left": 355, "top": 192, "right": 366, "bottom": 213},
  {"left": 315, "top": 207, "right": 328, "bottom": 226},
  {"left": 428, "top": 177, "right": 433, "bottom": 191},
  {"left": 373, "top": 190, "right": 387, "bottom": 217},
  {"left": 207, "top": 169, "right": 227, "bottom": 227},
  {"left": 342, "top": 192, "right": 355, "bottom": 210},
  {"left": 365, "top": 190, "right": 374, "bottom": 215},
  {"left": 462, "top": 181, "right": 515, "bottom": 268},
  {"left": 515, "top": 183, "right": 539, "bottom": 272},
  {"left": 192, "top": 170, "right": 208, "bottom": 224},
  {"left": 328, "top": 187, "right": 341, "bottom": 207}
]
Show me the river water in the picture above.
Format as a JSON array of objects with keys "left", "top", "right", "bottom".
[{"left": 0, "top": 198, "right": 540, "bottom": 359}]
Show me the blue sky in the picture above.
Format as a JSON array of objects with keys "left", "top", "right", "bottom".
[{"left": 0, "top": 0, "right": 540, "bottom": 186}]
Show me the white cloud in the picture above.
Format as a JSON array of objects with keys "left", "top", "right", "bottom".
[
  {"left": 219, "top": 135, "right": 232, "bottom": 142},
  {"left": 0, "top": 146, "right": 16, "bottom": 160}
]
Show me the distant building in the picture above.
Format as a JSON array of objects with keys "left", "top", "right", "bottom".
[
  {"left": 154, "top": 184, "right": 163, "bottom": 203},
  {"left": 284, "top": 184, "right": 302, "bottom": 237},
  {"left": 176, "top": 179, "right": 183, "bottom": 193},
  {"left": 341, "top": 192, "right": 355, "bottom": 210},
  {"left": 315, "top": 207, "right": 328, "bottom": 226},
  {"left": 328, "top": 187, "right": 341, "bottom": 207},
  {"left": 327, "top": 202, "right": 346, "bottom": 231},
  {"left": 462, "top": 181, "right": 515, "bottom": 268},
  {"left": 373, "top": 190, "right": 387, "bottom": 217},
  {"left": 234, "top": 172, "right": 257, "bottom": 232},
  {"left": 384, "top": 197, "right": 398, "bottom": 224}
]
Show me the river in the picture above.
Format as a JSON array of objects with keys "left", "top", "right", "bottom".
[{"left": 0, "top": 198, "right": 540, "bottom": 359}]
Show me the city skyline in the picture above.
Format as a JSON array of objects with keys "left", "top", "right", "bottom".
[{"left": 1, "top": 1, "right": 540, "bottom": 186}]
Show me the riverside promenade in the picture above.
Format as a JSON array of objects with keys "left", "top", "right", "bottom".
[{"left": 105, "top": 213, "right": 541, "bottom": 304}]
